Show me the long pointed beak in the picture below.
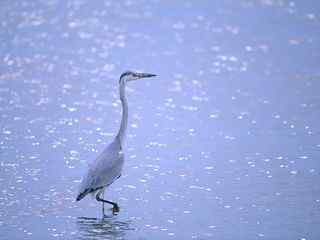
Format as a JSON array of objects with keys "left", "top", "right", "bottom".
[{"left": 136, "top": 73, "right": 157, "bottom": 79}]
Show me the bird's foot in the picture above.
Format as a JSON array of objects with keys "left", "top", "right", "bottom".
[{"left": 112, "top": 204, "right": 120, "bottom": 215}]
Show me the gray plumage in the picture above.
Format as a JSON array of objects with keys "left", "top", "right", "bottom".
[
  {"left": 76, "top": 137, "right": 124, "bottom": 201},
  {"left": 76, "top": 71, "right": 156, "bottom": 215}
]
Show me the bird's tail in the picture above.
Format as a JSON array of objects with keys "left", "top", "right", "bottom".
[{"left": 76, "top": 189, "right": 90, "bottom": 201}]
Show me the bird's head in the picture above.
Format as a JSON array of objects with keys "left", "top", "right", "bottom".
[{"left": 119, "top": 71, "right": 157, "bottom": 84}]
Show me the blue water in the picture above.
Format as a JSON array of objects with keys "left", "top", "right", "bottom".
[{"left": 1, "top": 1, "right": 320, "bottom": 239}]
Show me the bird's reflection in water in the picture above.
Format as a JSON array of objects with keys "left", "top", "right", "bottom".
[{"left": 76, "top": 215, "right": 134, "bottom": 240}]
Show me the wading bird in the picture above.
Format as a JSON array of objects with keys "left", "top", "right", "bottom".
[{"left": 76, "top": 71, "right": 157, "bottom": 216}]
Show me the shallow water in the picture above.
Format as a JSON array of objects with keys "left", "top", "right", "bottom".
[{"left": 1, "top": 0, "right": 320, "bottom": 239}]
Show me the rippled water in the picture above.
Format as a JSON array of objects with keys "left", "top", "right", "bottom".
[{"left": 1, "top": 0, "right": 320, "bottom": 239}]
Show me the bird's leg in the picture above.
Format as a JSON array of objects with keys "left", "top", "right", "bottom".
[
  {"left": 102, "top": 190, "right": 105, "bottom": 217},
  {"left": 96, "top": 191, "right": 120, "bottom": 215}
]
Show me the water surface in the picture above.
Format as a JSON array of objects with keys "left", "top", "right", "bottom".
[{"left": 1, "top": 0, "right": 320, "bottom": 239}]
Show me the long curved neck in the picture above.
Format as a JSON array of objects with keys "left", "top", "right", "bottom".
[{"left": 116, "top": 81, "right": 128, "bottom": 147}]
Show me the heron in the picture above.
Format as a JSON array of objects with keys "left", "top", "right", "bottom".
[{"left": 76, "top": 71, "right": 157, "bottom": 216}]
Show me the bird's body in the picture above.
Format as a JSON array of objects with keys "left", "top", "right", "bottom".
[
  {"left": 76, "top": 137, "right": 124, "bottom": 201},
  {"left": 76, "top": 71, "right": 156, "bottom": 216}
]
